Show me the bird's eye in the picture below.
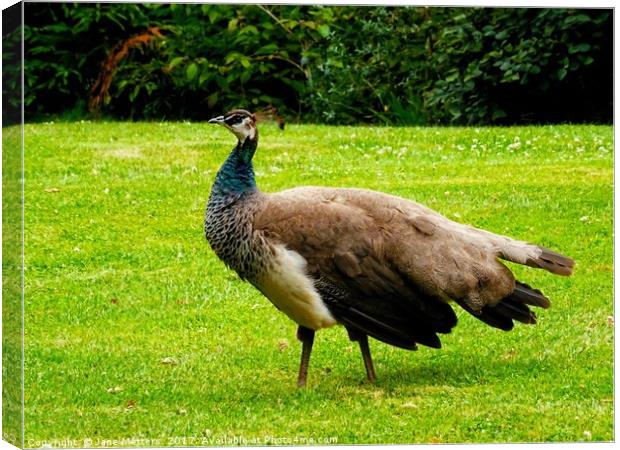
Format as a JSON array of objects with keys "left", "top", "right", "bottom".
[{"left": 225, "top": 115, "right": 243, "bottom": 126}]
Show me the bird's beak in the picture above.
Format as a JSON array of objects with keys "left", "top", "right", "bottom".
[{"left": 208, "top": 115, "right": 225, "bottom": 124}]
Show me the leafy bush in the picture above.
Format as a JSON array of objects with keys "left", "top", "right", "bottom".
[
  {"left": 308, "top": 7, "right": 612, "bottom": 124},
  {"left": 106, "top": 4, "right": 332, "bottom": 120},
  {"left": 422, "top": 8, "right": 613, "bottom": 124},
  {"left": 3, "top": 4, "right": 612, "bottom": 124},
  {"left": 17, "top": 3, "right": 154, "bottom": 119},
  {"left": 305, "top": 7, "right": 431, "bottom": 124}
]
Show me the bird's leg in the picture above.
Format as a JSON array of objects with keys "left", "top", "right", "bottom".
[
  {"left": 296, "top": 326, "right": 315, "bottom": 388},
  {"left": 347, "top": 327, "right": 377, "bottom": 383}
]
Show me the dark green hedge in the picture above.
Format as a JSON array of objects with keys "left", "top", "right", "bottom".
[{"left": 3, "top": 3, "right": 612, "bottom": 124}]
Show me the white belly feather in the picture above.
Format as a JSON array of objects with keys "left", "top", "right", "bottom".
[{"left": 255, "top": 244, "right": 337, "bottom": 330}]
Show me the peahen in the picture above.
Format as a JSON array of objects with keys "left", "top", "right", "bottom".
[{"left": 204, "top": 109, "right": 574, "bottom": 386}]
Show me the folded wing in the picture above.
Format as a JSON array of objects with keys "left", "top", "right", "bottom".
[{"left": 253, "top": 186, "right": 573, "bottom": 348}]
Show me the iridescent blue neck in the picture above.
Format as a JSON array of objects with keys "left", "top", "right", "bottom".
[{"left": 212, "top": 136, "right": 258, "bottom": 196}]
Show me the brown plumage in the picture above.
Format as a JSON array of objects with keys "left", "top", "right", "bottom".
[{"left": 205, "top": 110, "right": 574, "bottom": 386}]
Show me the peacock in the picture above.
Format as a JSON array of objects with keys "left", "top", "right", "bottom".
[{"left": 204, "top": 109, "right": 574, "bottom": 386}]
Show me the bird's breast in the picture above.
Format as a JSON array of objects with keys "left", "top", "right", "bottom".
[{"left": 204, "top": 194, "right": 263, "bottom": 279}]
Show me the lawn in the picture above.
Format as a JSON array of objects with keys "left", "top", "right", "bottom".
[{"left": 5, "top": 121, "right": 614, "bottom": 445}]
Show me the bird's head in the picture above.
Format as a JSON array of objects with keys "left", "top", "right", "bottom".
[{"left": 208, "top": 109, "right": 257, "bottom": 143}]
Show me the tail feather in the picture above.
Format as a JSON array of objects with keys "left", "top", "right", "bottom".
[
  {"left": 510, "top": 281, "right": 551, "bottom": 309},
  {"left": 494, "top": 233, "right": 574, "bottom": 276},
  {"left": 459, "top": 280, "right": 550, "bottom": 331},
  {"left": 492, "top": 301, "right": 536, "bottom": 324},
  {"left": 525, "top": 246, "right": 574, "bottom": 276},
  {"left": 455, "top": 299, "right": 514, "bottom": 331}
]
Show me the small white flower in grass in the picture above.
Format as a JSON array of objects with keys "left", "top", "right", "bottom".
[
  {"left": 107, "top": 386, "right": 123, "bottom": 394},
  {"left": 400, "top": 402, "right": 419, "bottom": 409},
  {"left": 161, "top": 356, "right": 178, "bottom": 365},
  {"left": 507, "top": 137, "right": 521, "bottom": 151},
  {"left": 583, "top": 431, "right": 592, "bottom": 440},
  {"left": 579, "top": 216, "right": 589, "bottom": 222},
  {"left": 73, "top": 247, "right": 80, "bottom": 253},
  {"left": 103, "top": 188, "right": 110, "bottom": 194}
]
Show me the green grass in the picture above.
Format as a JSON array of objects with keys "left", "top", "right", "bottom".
[{"left": 9, "top": 121, "right": 613, "bottom": 445}]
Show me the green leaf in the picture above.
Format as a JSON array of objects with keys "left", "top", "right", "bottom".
[
  {"left": 129, "top": 85, "right": 140, "bottom": 101},
  {"left": 499, "top": 61, "right": 511, "bottom": 71},
  {"left": 491, "top": 108, "right": 507, "bottom": 120},
  {"left": 317, "top": 24, "right": 330, "bottom": 37},
  {"left": 240, "top": 25, "right": 258, "bottom": 35},
  {"left": 445, "top": 71, "right": 459, "bottom": 82},
  {"left": 564, "top": 14, "right": 591, "bottom": 27},
  {"left": 239, "top": 56, "right": 251, "bottom": 69},
  {"left": 303, "top": 20, "right": 317, "bottom": 30},
  {"left": 228, "top": 18, "right": 238, "bottom": 32},
  {"left": 256, "top": 44, "right": 278, "bottom": 55},
  {"left": 568, "top": 43, "right": 591, "bottom": 54},
  {"left": 206, "top": 8, "right": 219, "bottom": 24},
  {"left": 186, "top": 63, "right": 198, "bottom": 81},
  {"left": 207, "top": 91, "right": 218, "bottom": 108},
  {"left": 168, "top": 57, "right": 185, "bottom": 70},
  {"left": 448, "top": 105, "right": 462, "bottom": 119},
  {"left": 557, "top": 68, "right": 567, "bottom": 80},
  {"left": 198, "top": 72, "right": 210, "bottom": 85},
  {"left": 240, "top": 71, "right": 251, "bottom": 84}
]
